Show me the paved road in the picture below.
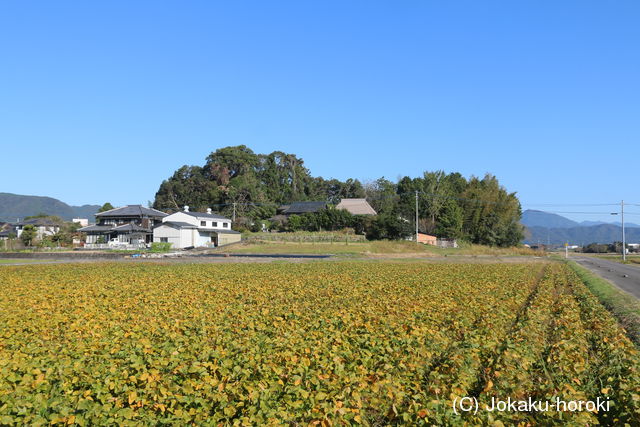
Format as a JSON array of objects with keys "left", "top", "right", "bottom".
[{"left": 572, "top": 256, "right": 640, "bottom": 299}]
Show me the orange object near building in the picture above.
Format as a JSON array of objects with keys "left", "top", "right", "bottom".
[{"left": 417, "top": 233, "right": 437, "bottom": 245}]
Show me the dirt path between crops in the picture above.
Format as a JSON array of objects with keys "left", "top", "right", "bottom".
[{"left": 573, "top": 256, "right": 640, "bottom": 299}]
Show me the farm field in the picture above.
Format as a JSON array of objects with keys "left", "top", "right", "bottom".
[
  {"left": 220, "top": 238, "right": 542, "bottom": 257},
  {"left": 1, "top": 262, "right": 639, "bottom": 425}
]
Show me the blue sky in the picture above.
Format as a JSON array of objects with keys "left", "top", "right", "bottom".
[{"left": 1, "top": 1, "right": 638, "bottom": 222}]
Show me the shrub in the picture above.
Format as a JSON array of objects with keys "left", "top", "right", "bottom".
[{"left": 150, "top": 242, "right": 172, "bottom": 252}]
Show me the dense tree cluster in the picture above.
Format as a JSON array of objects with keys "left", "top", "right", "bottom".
[
  {"left": 153, "top": 146, "right": 365, "bottom": 218},
  {"left": 153, "top": 146, "right": 524, "bottom": 246}
]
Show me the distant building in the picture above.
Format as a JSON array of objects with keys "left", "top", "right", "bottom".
[
  {"left": 436, "top": 238, "right": 458, "bottom": 248},
  {"left": 15, "top": 218, "right": 61, "bottom": 239},
  {"left": 153, "top": 206, "right": 241, "bottom": 248},
  {"left": 281, "top": 201, "right": 328, "bottom": 216},
  {"left": 0, "top": 222, "right": 14, "bottom": 240},
  {"left": 417, "top": 233, "right": 437, "bottom": 245},
  {"left": 417, "top": 233, "right": 458, "bottom": 248},
  {"left": 335, "top": 198, "right": 377, "bottom": 216},
  {"left": 72, "top": 218, "right": 89, "bottom": 227},
  {"left": 79, "top": 205, "right": 167, "bottom": 245}
]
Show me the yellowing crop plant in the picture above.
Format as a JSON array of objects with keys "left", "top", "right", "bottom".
[{"left": 0, "top": 262, "right": 638, "bottom": 425}]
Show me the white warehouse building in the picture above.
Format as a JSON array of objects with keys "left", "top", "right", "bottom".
[{"left": 153, "top": 206, "right": 241, "bottom": 249}]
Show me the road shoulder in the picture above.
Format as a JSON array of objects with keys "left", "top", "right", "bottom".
[{"left": 567, "top": 259, "right": 640, "bottom": 345}]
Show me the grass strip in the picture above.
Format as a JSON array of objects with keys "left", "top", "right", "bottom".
[{"left": 565, "top": 259, "right": 640, "bottom": 345}]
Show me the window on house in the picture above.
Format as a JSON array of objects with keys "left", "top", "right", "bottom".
[
  {"left": 200, "top": 221, "right": 206, "bottom": 227},
  {"left": 160, "top": 237, "right": 168, "bottom": 243},
  {"left": 223, "top": 222, "right": 229, "bottom": 228},
  {"left": 212, "top": 222, "right": 217, "bottom": 227}
]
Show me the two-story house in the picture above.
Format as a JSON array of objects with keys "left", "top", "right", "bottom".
[
  {"left": 15, "top": 217, "right": 61, "bottom": 239},
  {"left": 153, "top": 206, "right": 241, "bottom": 248},
  {"left": 79, "top": 205, "right": 167, "bottom": 245}
]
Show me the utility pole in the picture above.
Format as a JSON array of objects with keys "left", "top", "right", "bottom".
[
  {"left": 546, "top": 227, "right": 550, "bottom": 247},
  {"left": 415, "top": 191, "right": 419, "bottom": 244},
  {"left": 622, "top": 200, "right": 626, "bottom": 262},
  {"left": 232, "top": 203, "right": 236, "bottom": 223}
]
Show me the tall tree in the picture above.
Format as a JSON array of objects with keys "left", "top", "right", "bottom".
[
  {"left": 363, "top": 177, "right": 398, "bottom": 215},
  {"left": 257, "top": 151, "right": 311, "bottom": 204},
  {"left": 461, "top": 174, "right": 524, "bottom": 246},
  {"left": 153, "top": 166, "right": 219, "bottom": 212},
  {"left": 205, "top": 145, "right": 260, "bottom": 182}
]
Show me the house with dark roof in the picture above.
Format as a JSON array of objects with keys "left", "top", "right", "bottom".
[
  {"left": 79, "top": 205, "right": 167, "bottom": 245},
  {"left": 335, "top": 198, "right": 377, "bottom": 216},
  {"left": 0, "top": 222, "right": 15, "bottom": 240},
  {"left": 15, "top": 217, "right": 62, "bottom": 240},
  {"left": 281, "top": 201, "right": 328, "bottom": 216},
  {"left": 153, "top": 206, "right": 241, "bottom": 248}
]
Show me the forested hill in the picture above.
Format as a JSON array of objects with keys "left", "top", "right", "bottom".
[
  {"left": 0, "top": 193, "right": 100, "bottom": 222},
  {"left": 153, "top": 145, "right": 524, "bottom": 246}
]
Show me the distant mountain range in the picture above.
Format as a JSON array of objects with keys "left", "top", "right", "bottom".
[
  {"left": 0, "top": 193, "right": 100, "bottom": 222},
  {"left": 521, "top": 210, "right": 580, "bottom": 228},
  {"left": 521, "top": 210, "right": 640, "bottom": 245},
  {"left": 521, "top": 210, "right": 640, "bottom": 229}
]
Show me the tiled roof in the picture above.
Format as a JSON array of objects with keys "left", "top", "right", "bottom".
[
  {"left": 96, "top": 205, "right": 167, "bottom": 218},
  {"left": 78, "top": 225, "right": 113, "bottom": 232},
  {"left": 161, "top": 221, "right": 197, "bottom": 229},
  {"left": 79, "top": 223, "right": 150, "bottom": 233},
  {"left": 112, "top": 223, "right": 150, "bottom": 232},
  {"left": 16, "top": 218, "right": 61, "bottom": 227}
]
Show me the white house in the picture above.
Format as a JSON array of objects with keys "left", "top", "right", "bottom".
[
  {"left": 153, "top": 206, "right": 241, "bottom": 249},
  {"left": 15, "top": 218, "right": 61, "bottom": 239}
]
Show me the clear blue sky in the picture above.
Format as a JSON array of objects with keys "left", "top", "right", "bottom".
[{"left": 1, "top": 1, "right": 638, "bottom": 222}]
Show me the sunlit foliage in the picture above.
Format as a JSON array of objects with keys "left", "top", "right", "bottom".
[{"left": 0, "top": 262, "right": 638, "bottom": 425}]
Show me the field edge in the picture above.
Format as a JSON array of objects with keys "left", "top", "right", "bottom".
[{"left": 565, "top": 259, "right": 640, "bottom": 346}]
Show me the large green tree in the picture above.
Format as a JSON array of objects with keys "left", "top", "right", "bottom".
[
  {"left": 154, "top": 166, "right": 219, "bottom": 212},
  {"left": 363, "top": 177, "right": 398, "bottom": 215},
  {"left": 461, "top": 174, "right": 524, "bottom": 246}
]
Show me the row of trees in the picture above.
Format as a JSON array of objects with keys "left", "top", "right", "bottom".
[
  {"left": 153, "top": 146, "right": 366, "bottom": 216},
  {"left": 153, "top": 146, "right": 524, "bottom": 246}
]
